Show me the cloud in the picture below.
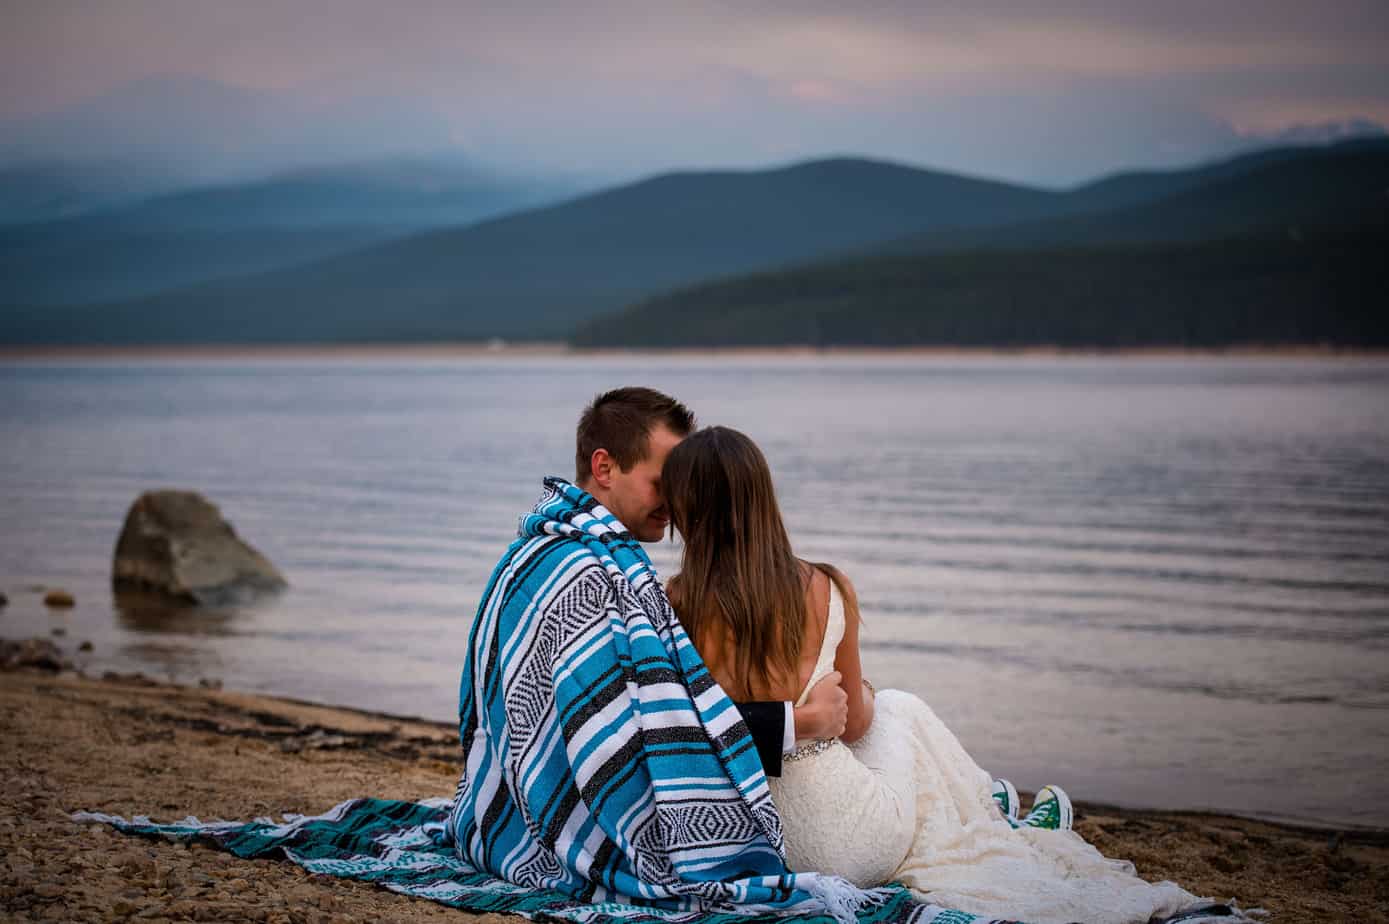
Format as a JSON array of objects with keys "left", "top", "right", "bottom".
[{"left": 2, "top": 1, "right": 1386, "bottom": 185}]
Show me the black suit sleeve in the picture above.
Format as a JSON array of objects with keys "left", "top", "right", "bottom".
[{"left": 734, "top": 700, "right": 786, "bottom": 778}]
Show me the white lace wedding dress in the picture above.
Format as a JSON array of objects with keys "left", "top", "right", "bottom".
[{"left": 766, "top": 582, "right": 1207, "bottom": 924}]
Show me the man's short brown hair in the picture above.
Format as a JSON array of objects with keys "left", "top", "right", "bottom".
[{"left": 575, "top": 387, "right": 695, "bottom": 482}]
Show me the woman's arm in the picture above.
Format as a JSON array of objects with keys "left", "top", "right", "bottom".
[{"left": 832, "top": 571, "right": 874, "bottom": 743}]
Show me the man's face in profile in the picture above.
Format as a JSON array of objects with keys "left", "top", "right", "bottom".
[{"left": 604, "top": 424, "right": 684, "bottom": 542}]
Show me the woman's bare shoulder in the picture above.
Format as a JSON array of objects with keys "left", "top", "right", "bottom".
[
  {"left": 796, "top": 558, "right": 833, "bottom": 588},
  {"left": 807, "top": 561, "right": 857, "bottom": 599}
]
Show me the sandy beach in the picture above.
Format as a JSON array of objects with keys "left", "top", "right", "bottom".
[{"left": 2, "top": 650, "right": 1387, "bottom": 923}]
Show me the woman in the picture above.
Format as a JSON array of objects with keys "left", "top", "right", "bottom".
[{"left": 662, "top": 426, "right": 1220, "bottom": 924}]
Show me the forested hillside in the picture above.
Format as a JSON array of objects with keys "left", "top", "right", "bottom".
[{"left": 573, "top": 227, "right": 1388, "bottom": 349}]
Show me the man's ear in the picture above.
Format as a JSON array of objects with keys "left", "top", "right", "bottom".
[{"left": 589, "top": 448, "right": 616, "bottom": 489}]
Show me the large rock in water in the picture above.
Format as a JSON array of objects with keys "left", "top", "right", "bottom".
[{"left": 112, "top": 490, "right": 287, "bottom": 604}]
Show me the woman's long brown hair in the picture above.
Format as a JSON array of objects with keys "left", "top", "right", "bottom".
[{"left": 664, "top": 426, "right": 857, "bottom": 700}]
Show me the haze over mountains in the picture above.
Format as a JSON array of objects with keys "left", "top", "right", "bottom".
[
  {"left": 0, "top": 75, "right": 595, "bottom": 307},
  {"left": 2, "top": 134, "right": 1386, "bottom": 348},
  {"left": 0, "top": 75, "right": 468, "bottom": 200}
]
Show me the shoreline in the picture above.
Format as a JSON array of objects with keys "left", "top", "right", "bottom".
[
  {"left": 92, "top": 682, "right": 1389, "bottom": 837},
  {"left": 3, "top": 653, "right": 1388, "bottom": 921},
  {"left": 84, "top": 679, "right": 1389, "bottom": 839},
  {"left": 2, "top": 341, "right": 1387, "bottom": 362}
]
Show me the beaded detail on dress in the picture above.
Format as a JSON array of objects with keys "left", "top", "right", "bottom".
[{"left": 784, "top": 737, "right": 837, "bottom": 762}]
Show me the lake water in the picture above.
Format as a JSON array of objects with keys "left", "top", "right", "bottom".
[{"left": 3, "top": 353, "right": 1387, "bottom": 829}]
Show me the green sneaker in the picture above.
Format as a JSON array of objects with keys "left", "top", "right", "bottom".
[
  {"left": 991, "top": 778, "right": 1020, "bottom": 827},
  {"left": 1020, "top": 784, "right": 1073, "bottom": 831}
]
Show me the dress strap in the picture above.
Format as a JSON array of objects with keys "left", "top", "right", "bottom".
[{"left": 795, "top": 579, "right": 846, "bottom": 707}]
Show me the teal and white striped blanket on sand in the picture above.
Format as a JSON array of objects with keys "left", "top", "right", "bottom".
[{"left": 76, "top": 478, "right": 1248, "bottom": 924}]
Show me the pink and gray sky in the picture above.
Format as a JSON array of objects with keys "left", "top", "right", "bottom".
[{"left": 3, "top": 0, "right": 1388, "bottom": 186}]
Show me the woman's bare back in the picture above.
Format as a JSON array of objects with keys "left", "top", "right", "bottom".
[{"left": 698, "top": 561, "right": 830, "bottom": 703}]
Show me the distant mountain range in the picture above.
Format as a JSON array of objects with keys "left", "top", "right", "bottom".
[
  {"left": 3, "top": 138, "right": 1386, "bottom": 347},
  {"left": 876, "top": 139, "right": 1389, "bottom": 255},
  {"left": 10, "top": 158, "right": 582, "bottom": 232},
  {"left": 0, "top": 159, "right": 181, "bottom": 226},
  {"left": 0, "top": 156, "right": 586, "bottom": 305},
  {"left": 574, "top": 143, "right": 1389, "bottom": 349}
]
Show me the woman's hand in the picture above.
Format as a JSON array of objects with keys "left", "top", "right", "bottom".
[{"left": 794, "top": 670, "right": 848, "bottom": 739}]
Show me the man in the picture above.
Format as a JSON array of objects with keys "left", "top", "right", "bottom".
[{"left": 447, "top": 386, "right": 860, "bottom": 915}]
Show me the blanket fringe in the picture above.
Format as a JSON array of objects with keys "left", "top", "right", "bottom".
[{"left": 801, "top": 873, "right": 886, "bottom": 924}]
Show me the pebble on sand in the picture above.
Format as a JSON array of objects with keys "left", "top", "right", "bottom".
[{"left": 43, "top": 589, "right": 76, "bottom": 608}]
